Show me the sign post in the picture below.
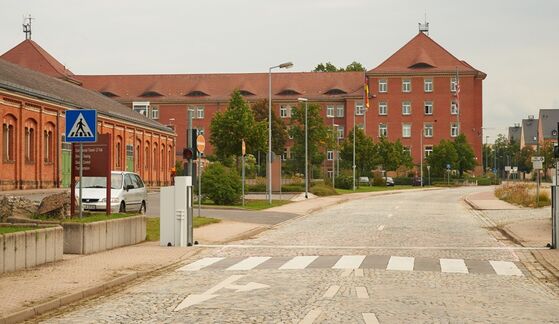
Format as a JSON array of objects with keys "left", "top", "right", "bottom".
[
  {"left": 532, "top": 156, "right": 544, "bottom": 207},
  {"left": 66, "top": 110, "right": 98, "bottom": 218},
  {"left": 242, "top": 139, "right": 246, "bottom": 207},
  {"left": 196, "top": 134, "right": 206, "bottom": 218}
]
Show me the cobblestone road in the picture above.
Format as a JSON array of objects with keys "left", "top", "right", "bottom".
[{"left": 44, "top": 187, "right": 559, "bottom": 323}]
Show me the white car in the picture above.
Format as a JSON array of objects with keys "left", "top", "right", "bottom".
[{"left": 77, "top": 171, "right": 147, "bottom": 213}]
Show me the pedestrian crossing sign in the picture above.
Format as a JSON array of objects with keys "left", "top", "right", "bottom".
[{"left": 65, "top": 109, "right": 97, "bottom": 143}]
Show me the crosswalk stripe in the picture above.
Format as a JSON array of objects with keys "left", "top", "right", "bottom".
[
  {"left": 279, "top": 256, "right": 318, "bottom": 270},
  {"left": 362, "top": 313, "right": 380, "bottom": 324},
  {"left": 387, "top": 256, "right": 414, "bottom": 271},
  {"left": 332, "top": 255, "right": 366, "bottom": 269},
  {"left": 300, "top": 308, "right": 322, "bottom": 324},
  {"left": 226, "top": 257, "right": 271, "bottom": 271},
  {"left": 356, "top": 286, "right": 369, "bottom": 299},
  {"left": 323, "top": 285, "right": 340, "bottom": 298},
  {"left": 440, "top": 258, "right": 469, "bottom": 274},
  {"left": 489, "top": 260, "right": 523, "bottom": 276},
  {"left": 178, "top": 257, "right": 224, "bottom": 271}
]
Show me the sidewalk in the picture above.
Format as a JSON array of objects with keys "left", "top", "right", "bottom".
[{"left": 464, "top": 189, "right": 559, "bottom": 280}]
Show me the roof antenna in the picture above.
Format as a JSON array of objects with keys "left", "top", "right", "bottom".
[
  {"left": 418, "top": 11, "right": 429, "bottom": 35},
  {"left": 23, "top": 14, "right": 34, "bottom": 40}
]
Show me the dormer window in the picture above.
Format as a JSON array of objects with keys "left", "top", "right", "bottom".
[
  {"left": 276, "top": 89, "right": 301, "bottom": 96},
  {"left": 140, "top": 91, "right": 163, "bottom": 97},
  {"left": 239, "top": 90, "right": 255, "bottom": 96},
  {"left": 409, "top": 62, "right": 435, "bottom": 69},
  {"left": 324, "top": 88, "right": 347, "bottom": 95},
  {"left": 100, "top": 91, "right": 118, "bottom": 98},
  {"left": 186, "top": 90, "right": 209, "bottom": 97}
]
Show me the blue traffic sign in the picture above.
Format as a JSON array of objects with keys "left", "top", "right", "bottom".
[
  {"left": 446, "top": 164, "right": 451, "bottom": 170},
  {"left": 65, "top": 110, "right": 97, "bottom": 143}
]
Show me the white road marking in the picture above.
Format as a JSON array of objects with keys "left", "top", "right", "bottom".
[
  {"left": 355, "top": 268, "right": 364, "bottom": 277},
  {"left": 356, "top": 286, "right": 369, "bottom": 299},
  {"left": 387, "top": 256, "right": 414, "bottom": 271},
  {"left": 362, "top": 313, "right": 380, "bottom": 324},
  {"left": 199, "top": 244, "right": 547, "bottom": 251},
  {"left": 279, "top": 256, "right": 318, "bottom": 270},
  {"left": 332, "top": 255, "right": 366, "bottom": 269},
  {"left": 177, "top": 257, "right": 224, "bottom": 271},
  {"left": 440, "top": 258, "right": 469, "bottom": 274},
  {"left": 341, "top": 269, "right": 353, "bottom": 277},
  {"left": 490, "top": 260, "right": 523, "bottom": 276},
  {"left": 323, "top": 285, "right": 340, "bottom": 298},
  {"left": 300, "top": 308, "right": 322, "bottom": 324},
  {"left": 387, "top": 213, "right": 393, "bottom": 218},
  {"left": 377, "top": 225, "right": 385, "bottom": 231},
  {"left": 226, "top": 257, "right": 271, "bottom": 271}
]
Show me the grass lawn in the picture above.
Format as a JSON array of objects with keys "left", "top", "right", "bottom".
[
  {"left": 200, "top": 199, "right": 291, "bottom": 210},
  {"left": 146, "top": 216, "right": 221, "bottom": 241},
  {"left": 0, "top": 226, "right": 37, "bottom": 234},
  {"left": 336, "top": 185, "right": 415, "bottom": 194}
]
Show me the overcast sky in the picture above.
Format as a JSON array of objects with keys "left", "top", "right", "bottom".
[{"left": 1, "top": 0, "right": 558, "bottom": 142}]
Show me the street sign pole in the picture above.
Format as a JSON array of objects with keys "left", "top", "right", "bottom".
[
  {"left": 242, "top": 139, "right": 246, "bottom": 207},
  {"left": 79, "top": 143, "right": 83, "bottom": 218},
  {"left": 198, "top": 153, "right": 201, "bottom": 218}
]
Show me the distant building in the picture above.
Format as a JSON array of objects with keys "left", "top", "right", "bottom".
[
  {"left": 520, "top": 117, "right": 538, "bottom": 149},
  {"left": 537, "top": 109, "right": 559, "bottom": 144},
  {"left": 508, "top": 124, "right": 521, "bottom": 144}
]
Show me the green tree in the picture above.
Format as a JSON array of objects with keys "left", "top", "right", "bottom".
[
  {"left": 426, "top": 139, "right": 458, "bottom": 177},
  {"left": 517, "top": 146, "right": 535, "bottom": 177},
  {"left": 288, "top": 103, "right": 332, "bottom": 175},
  {"left": 344, "top": 61, "right": 366, "bottom": 72},
  {"left": 251, "top": 99, "right": 287, "bottom": 154},
  {"left": 375, "top": 137, "right": 413, "bottom": 172},
  {"left": 201, "top": 162, "right": 241, "bottom": 205},
  {"left": 339, "top": 128, "right": 376, "bottom": 178},
  {"left": 209, "top": 90, "right": 266, "bottom": 163},
  {"left": 313, "top": 62, "right": 338, "bottom": 72},
  {"left": 453, "top": 134, "right": 477, "bottom": 177}
]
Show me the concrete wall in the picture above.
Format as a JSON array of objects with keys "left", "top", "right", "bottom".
[
  {"left": 0, "top": 225, "right": 63, "bottom": 273},
  {"left": 63, "top": 215, "right": 146, "bottom": 254}
]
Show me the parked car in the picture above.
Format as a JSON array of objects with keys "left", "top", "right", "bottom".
[
  {"left": 384, "top": 177, "right": 395, "bottom": 186},
  {"left": 359, "top": 176, "right": 370, "bottom": 186},
  {"left": 412, "top": 176, "right": 423, "bottom": 186},
  {"left": 77, "top": 171, "right": 147, "bottom": 213}
]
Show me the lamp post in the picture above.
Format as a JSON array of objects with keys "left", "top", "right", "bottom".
[
  {"left": 298, "top": 98, "right": 308, "bottom": 198},
  {"left": 332, "top": 123, "right": 339, "bottom": 188},
  {"left": 485, "top": 135, "right": 489, "bottom": 175},
  {"left": 268, "top": 62, "right": 293, "bottom": 204},
  {"left": 420, "top": 123, "right": 423, "bottom": 187}
]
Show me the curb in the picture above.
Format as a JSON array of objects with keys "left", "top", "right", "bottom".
[
  {"left": 0, "top": 250, "right": 203, "bottom": 324},
  {"left": 532, "top": 250, "right": 559, "bottom": 280}
]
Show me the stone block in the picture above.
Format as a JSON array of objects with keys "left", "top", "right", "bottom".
[
  {"left": 98, "top": 221, "right": 107, "bottom": 251},
  {"left": 118, "top": 219, "right": 125, "bottom": 247},
  {"left": 36, "top": 228, "right": 46, "bottom": 265},
  {"left": 83, "top": 222, "right": 100, "bottom": 254},
  {"left": 54, "top": 226, "right": 64, "bottom": 261},
  {"left": 3, "top": 233, "right": 15, "bottom": 272},
  {"left": 129, "top": 216, "right": 137, "bottom": 244},
  {"left": 25, "top": 230, "right": 36, "bottom": 268},
  {"left": 45, "top": 228, "right": 55, "bottom": 262},
  {"left": 105, "top": 219, "right": 114, "bottom": 250},
  {"left": 63, "top": 223, "right": 84, "bottom": 254},
  {"left": 14, "top": 232, "right": 26, "bottom": 270}
]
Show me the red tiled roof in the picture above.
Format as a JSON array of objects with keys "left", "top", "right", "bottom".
[
  {"left": 368, "top": 32, "right": 486, "bottom": 78},
  {"left": 1, "top": 40, "right": 82, "bottom": 84},
  {"left": 76, "top": 72, "right": 366, "bottom": 102}
]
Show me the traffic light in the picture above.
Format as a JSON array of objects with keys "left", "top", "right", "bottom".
[
  {"left": 189, "top": 128, "right": 198, "bottom": 160},
  {"left": 182, "top": 147, "right": 194, "bottom": 160}
]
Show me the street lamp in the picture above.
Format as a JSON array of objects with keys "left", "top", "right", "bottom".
[
  {"left": 298, "top": 97, "right": 308, "bottom": 199},
  {"left": 332, "top": 123, "right": 339, "bottom": 188},
  {"left": 485, "top": 135, "right": 489, "bottom": 175},
  {"left": 268, "top": 62, "right": 293, "bottom": 204}
]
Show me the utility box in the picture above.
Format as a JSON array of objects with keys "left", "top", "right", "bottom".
[{"left": 160, "top": 176, "right": 193, "bottom": 247}]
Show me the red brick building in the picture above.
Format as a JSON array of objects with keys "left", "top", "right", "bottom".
[{"left": 0, "top": 41, "right": 176, "bottom": 189}]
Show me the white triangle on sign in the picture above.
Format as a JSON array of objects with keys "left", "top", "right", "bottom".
[{"left": 68, "top": 113, "right": 93, "bottom": 138}]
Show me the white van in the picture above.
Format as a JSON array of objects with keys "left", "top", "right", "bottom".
[{"left": 77, "top": 171, "right": 148, "bottom": 213}]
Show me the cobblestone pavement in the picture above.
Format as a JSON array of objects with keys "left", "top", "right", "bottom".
[{"left": 43, "top": 187, "right": 559, "bottom": 323}]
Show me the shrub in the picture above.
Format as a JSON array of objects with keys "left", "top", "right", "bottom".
[
  {"left": 495, "top": 183, "right": 551, "bottom": 208},
  {"left": 335, "top": 175, "right": 353, "bottom": 189},
  {"left": 201, "top": 162, "right": 242, "bottom": 205},
  {"left": 372, "top": 177, "right": 385, "bottom": 186},
  {"left": 248, "top": 183, "right": 267, "bottom": 192},
  {"left": 310, "top": 183, "right": 338, "bottom": 196},
  {"left": 393, "top": 177, "right": 412, "bottom": 185},
  {"left": 476, "top": 177, "right": 492, "bottom": 186},
  {"left": 282, "top": 184, "right": 304, "bottom": 192}
]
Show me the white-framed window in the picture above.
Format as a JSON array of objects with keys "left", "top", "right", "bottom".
[
  {"left": 151, "top": 106, "right": 159, "bottom": 120},
  {"left": 424, "top": 123, "right": 433, "bottom": 137},
  {"left": 402, "top": 79, "right": 411, "bottom": 93},
  {"left": 132, "top": 101, "right": 150, "bottom": 117},
  {"left": 379, "top": 79, "right": 388, "bottom": 93},
  {"left": 425, "top": 145, "right": 433, "bottom": 157},
  {"left": 403, "top": 146, "right": 411, "bottom": 156},
  {"left": 355, "top": 101, "right": 365, "bottom": 116},
  {"left": 196, "top": 106, "right": 205, "bottom": 119},
  {"left": 326, "top": 105, "right": 335, "bottom": 118},
  {"left": 336, "top": 105, "right": 344, "bottom": 117},
  {"left": 357, "top": 124, "right": 364, "bottom": 130},
  {"left": 402, "top": 101, "right": 412, "bottom": 115},
  {"left": 451, "top": 101, "right": 458, "bottom": 115},
  {"left": 282, "top": 148, "right": 289, "bottom": 161},
  {"left": 379, "top": 123, "right": 388, "bottom": 137},
  {"left": 424, "top": 101, "right": 433, "bottom": 115},
  {"left": 402, "top": 123, "right": 411, "bottom": 138},
  {"left": 451, "top": 123, "right": 459, "bottom": 137},
  {"left": 424, "top": 78, "right": 433, "bottom": 92},
  {"left": 337, "top": 126, "right": 344, "bottom": 139},
  {"left": 280, "top": 105, "right": 291, "bottom": 118},
  {"left": 450, "top": 77, "right": 458, "bottom": 92},
  {"left": 379, "top": 102, "right": 388, "bottom": 115},
  {"left": 327, "top": 150, "right": 334, "bottom": 161}
]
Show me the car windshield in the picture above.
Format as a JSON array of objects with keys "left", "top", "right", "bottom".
[{"left": 77, "top": 174, "right": 123, "bottom": 189}]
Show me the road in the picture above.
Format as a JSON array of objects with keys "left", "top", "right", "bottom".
[{"left": 43, "top": 187, "right": 559, "bottom": 322}]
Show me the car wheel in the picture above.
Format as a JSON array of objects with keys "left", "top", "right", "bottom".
[
  {"left": 119, "top": 201, "right": 126, "bottom": 213},
  {"left": 139, "top": 201, "right": 146, "bottom": 214}
]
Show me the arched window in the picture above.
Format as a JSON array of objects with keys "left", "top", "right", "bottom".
[
  {"left": 115, "top": 136, "right": 122, "bottom": 168},
  {"left": 161, "top": 144, "right": 165, "bottom": 172},
  {"left": 3, "top": 114, "right": 17, "bottom": 162},
  {"left": 145, "top": 143, "right": 150, "bottom": 170},
  {"left": 24, "top": 119, "right": 37, "bottom": 163},
  {"left": 44, "top": 122, "right": 55, "bottom": 163}
]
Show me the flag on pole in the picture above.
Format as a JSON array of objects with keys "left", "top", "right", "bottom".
[{"left": 364, "top": 76, "right": 370, "bottom": 109}]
